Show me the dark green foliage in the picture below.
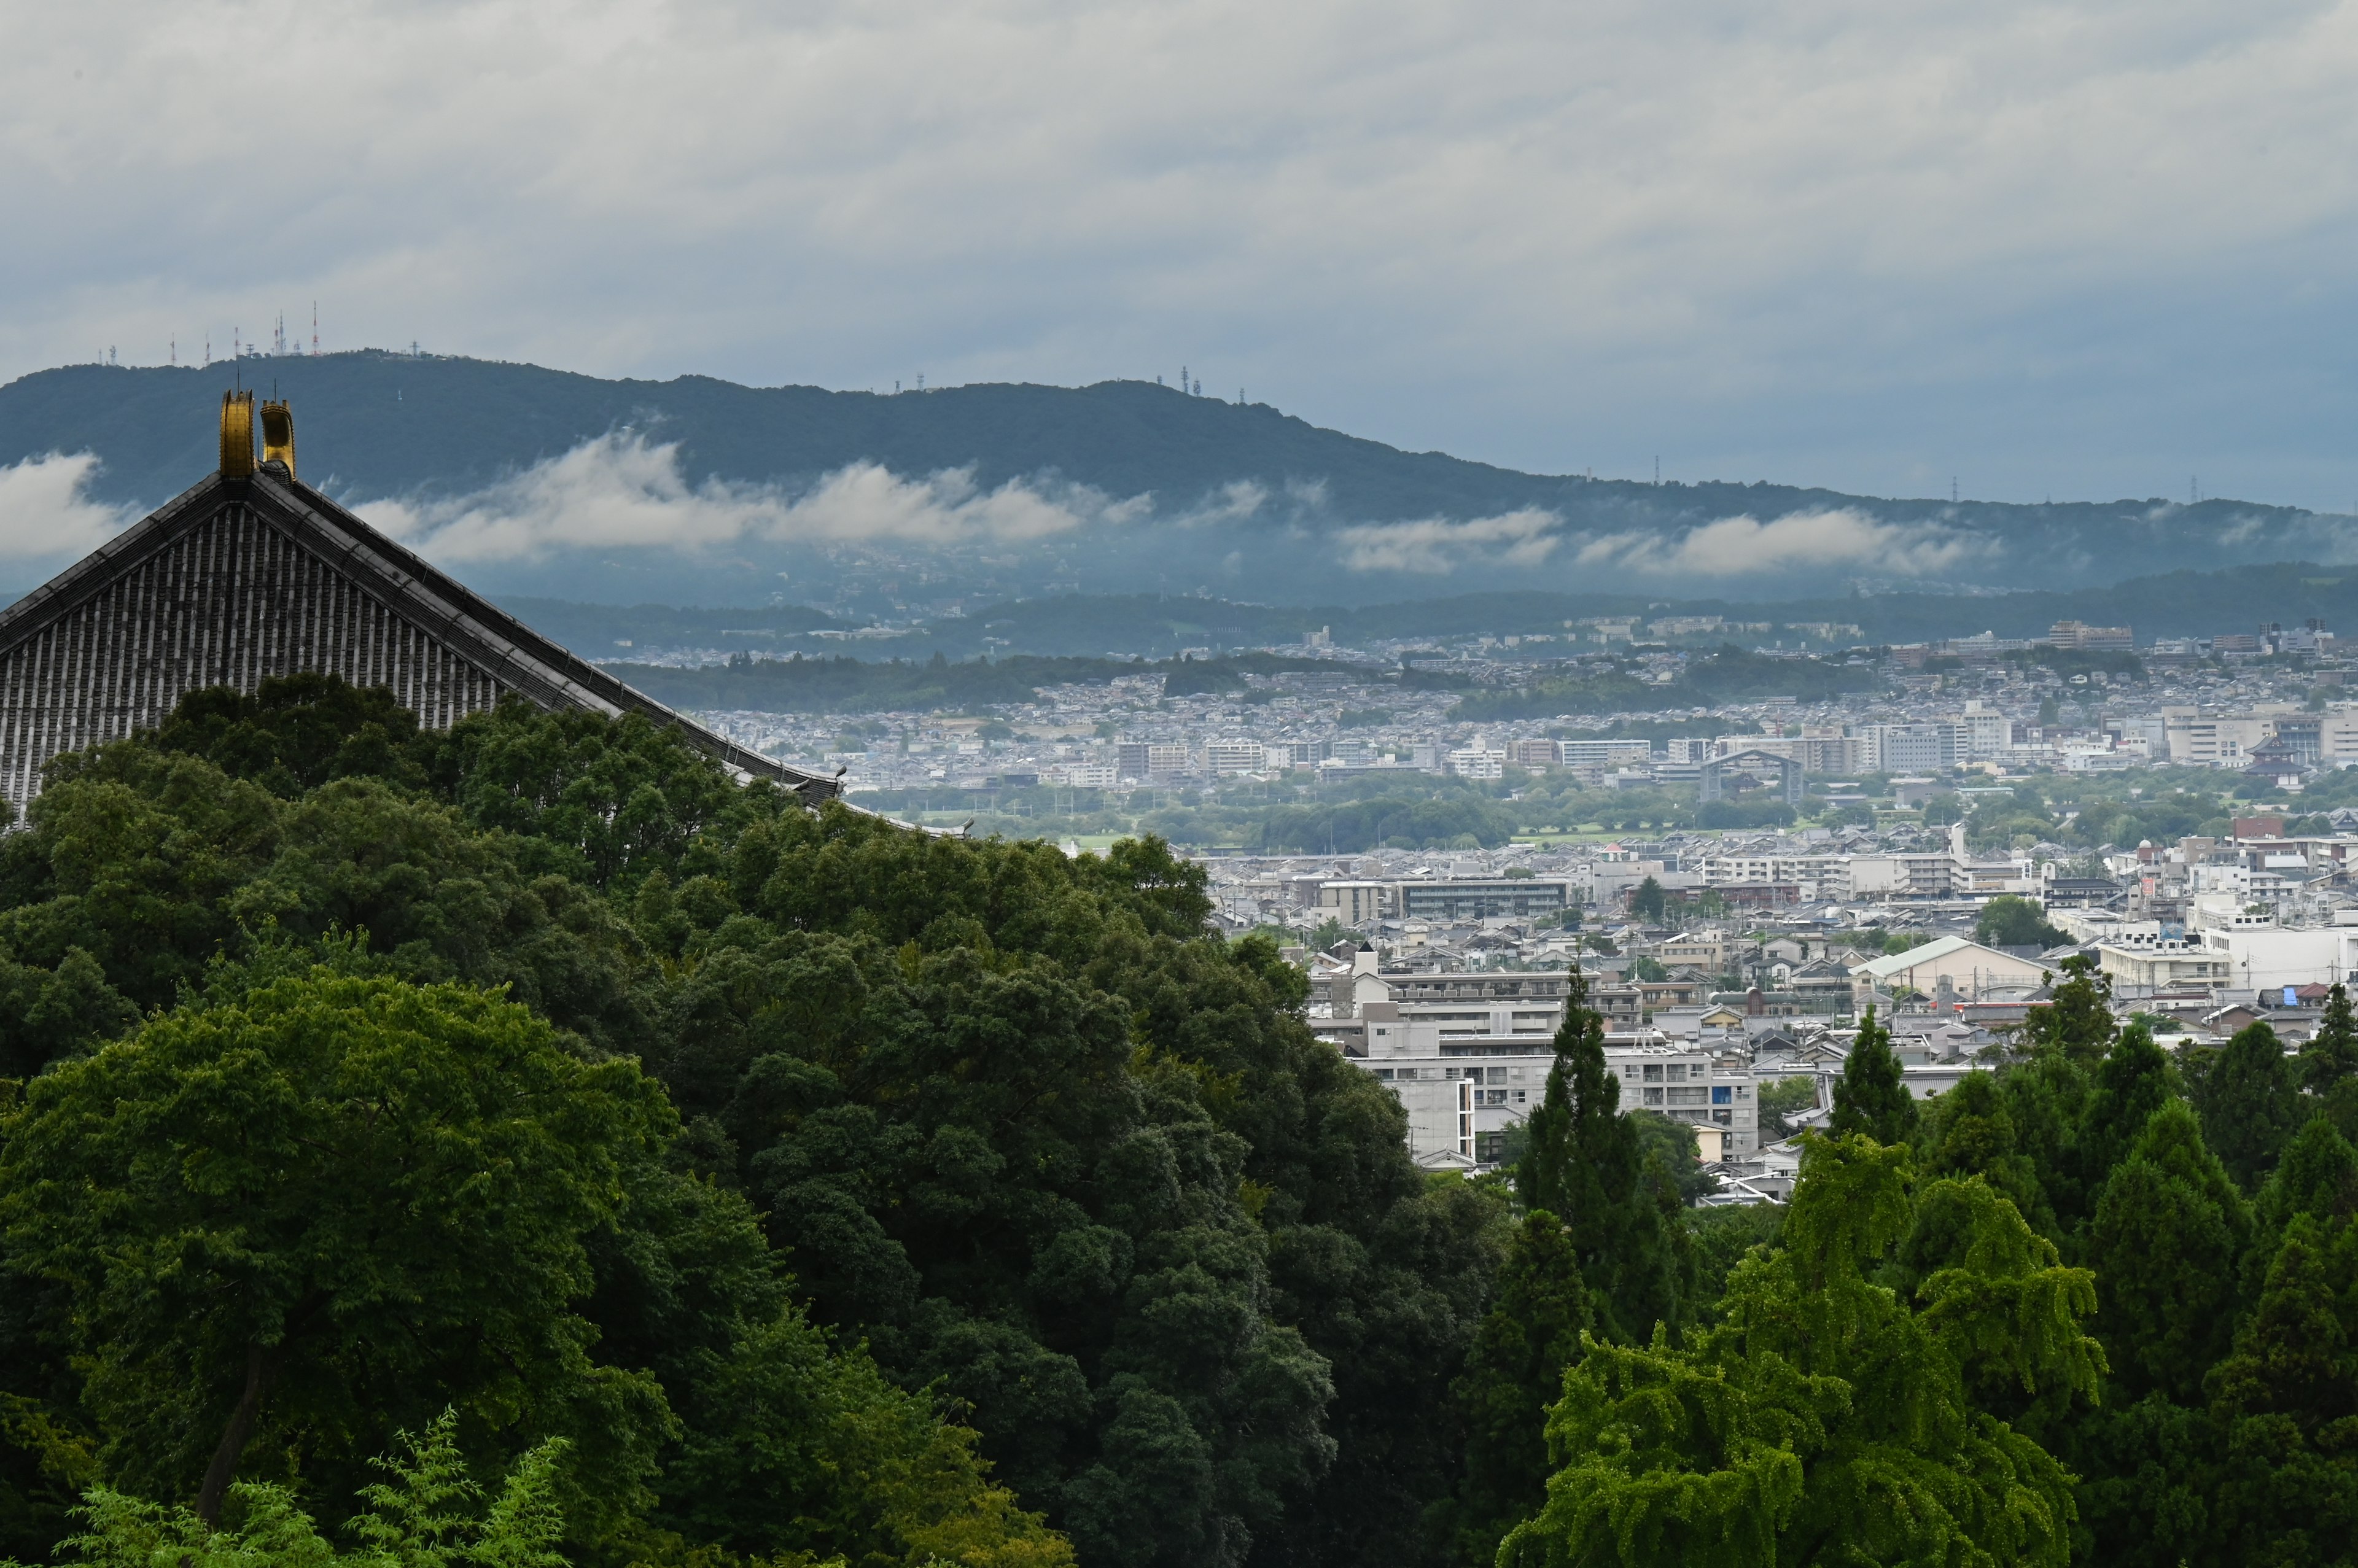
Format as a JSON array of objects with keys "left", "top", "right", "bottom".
[
  {"left": 1627, "top": 1111, "right": 1715, "bottom": 1206},
  {"left": 2191, "top": 1021, "right": 2303, "bottom": 1193},
  {"left": 1685, "top": 1203, "right": 1783, "bottom": 1322},
  {"left": 1752, "top": 1074, "right": 1818, "bottom": 1141},
  {"left": 0, "top": 971, "right": 675, "bottom": 1531},
  {"left": 2082, "top": 1101, "right": 2251, "bottom": 1405},
  {"left": 1439, "top": 1213, "right": 1591, "bottom": 1566},
  {"left": 1247, "top": 791, "right": 1519, "bottom": 853},
  {"left": 1829, "top": 1005, "right": 1919, "bottom": 1147},
  {"left": 1628, "top": 877, "right": 1665, "bottom": 922},
  {"left": 2076, "top": 1019, "right": 2175, "bottom": 1197},
  {"left": 1513, "top": 979, "right": 1683, "bottom": 1344},
  {"left": 0, "top": 680, "right": 1496, "bottom": 1568},
  {"left": 1974, "top": 894, "right": 2068, "bottom": 950},
  {"left": 152, "top": 673, "right": 432, "bottom": 796},
  {"left": 1920, "top": 1068, "right": 2053, "bottom": 1238},
  {"left": 2302, "top": 982, "right": 2358, "bottom": 1095},
  {"left": 2205, "top": 1212, "right": 2358, "bottom": 1564},
  {"left": 2021, "top": 954, "right": 2116, "bottom": 1064}
]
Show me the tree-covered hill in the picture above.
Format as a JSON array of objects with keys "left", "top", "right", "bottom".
[{"left": 4, "top": 356, "right": 2353, "bottom": 607}]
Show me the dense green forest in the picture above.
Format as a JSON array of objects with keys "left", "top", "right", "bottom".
[{"left": 6, "top": 677, "right": 2358, "bottom": 1566}]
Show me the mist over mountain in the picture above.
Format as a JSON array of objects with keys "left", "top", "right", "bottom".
[{"left": 1, "top": 353, "right": 2349, "bottom": 610}]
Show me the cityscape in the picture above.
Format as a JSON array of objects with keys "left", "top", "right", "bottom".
[{"left": 7, "top": 2, "right": 2357, "bottom": 1562}]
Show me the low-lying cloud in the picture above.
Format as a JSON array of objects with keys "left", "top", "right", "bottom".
[
  {"left": 1334, "top": 508, "right": 1562, "bottom": 574},
  {"left": 358, "top": 431, "right": 1150, "bottom": 564},
  {"left": 0, "top": 452, "right": 136, "bottom": 561},
  {"left": 1578, "top": 507, "right": 1982, "bottom": 578}
]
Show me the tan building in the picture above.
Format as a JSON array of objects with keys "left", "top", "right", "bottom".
[{"left": 1849, "top": 936, "right": 2053, "bottom": 999}]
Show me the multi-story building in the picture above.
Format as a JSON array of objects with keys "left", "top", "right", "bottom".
[
  {"left": 1512, "top": 738, "right": 1563, "bottom": 769},
  {"left": 1564, "top": 737, "right": 1659, "bottom": 769},
  {"left": 1396, "top": 879, "right": 1573, "bottom": 921},
  {"left": 2047, "top": 620, "right": 2135, "bottom": 651},
  {"left": 2161, "top": 708, "right": 2275, "bottom": 768},
  {"left": 1856, "top": 723, "right": 1958, "bottom": 773},
  {"left": 1449, "top": 743, "right": 1506, "bottom": 780},
  {"left": 1205, "top": 740, "right": 1264, "bottom": 775},
  {"left": 1955, "top": 702, "right": 2011, "bottom": 759},
  {"left": 1799, "top": 726, "right": 1862, "bottom": 774},
  {"left": 1360, "top": 1037, "right": 1757, "bottom": 1168},
  {"left": 1316, "top": 880, "right": 1391, "bottom": 925}
]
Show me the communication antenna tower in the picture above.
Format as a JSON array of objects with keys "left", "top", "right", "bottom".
[
  {"left": 1654, "top": 456, "right": 1660, "bottom": 485},
  {"left": 204, "top": 335, "right": 211, "bottom": 367},
  {"left": 1183, "top": 365, "right": 1189, "bottom": 395},
  {"left": 1951, "top": 476, "right": 1958, "bottom": 503},
  {"left": 170, "top": 338, "right": 176, "bottom": 366},
  {"left": 312, "top": 302, "right": 319, "bottom": 357}
]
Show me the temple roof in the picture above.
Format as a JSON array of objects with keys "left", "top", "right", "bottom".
[{"left": 0, "top": 460, "right": 841, "bottom": 810}]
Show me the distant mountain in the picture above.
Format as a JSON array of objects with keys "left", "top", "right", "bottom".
[{"left": 3, "top": 354, "right": 2351, "bottom": 608}]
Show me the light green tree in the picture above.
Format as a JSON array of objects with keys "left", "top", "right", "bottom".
[
  {"left": 14, "top": 1411, "right": 564, "bottom": 1568},
  {"left": 1499, "top": 1135, "right": 2097, "bottom": 1568}
]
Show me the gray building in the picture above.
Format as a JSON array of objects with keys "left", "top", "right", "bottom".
[{"left": 1396, "top": 879, "right": 1572, "bottom": 920}]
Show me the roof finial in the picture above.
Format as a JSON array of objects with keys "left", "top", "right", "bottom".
[
  {"left": 220, "top": 391, "right": 256, "bottom": 479},
  {"left": 260, "top": 399, "right": 295, "bottom": 478}
]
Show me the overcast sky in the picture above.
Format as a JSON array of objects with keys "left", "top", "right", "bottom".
[{"left": 8, "top": 0, "right": 2358, "bottom": 511}]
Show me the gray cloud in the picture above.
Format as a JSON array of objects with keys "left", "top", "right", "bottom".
[{"left": 7, "top": 2, "right": 2358, "bottom": 508}]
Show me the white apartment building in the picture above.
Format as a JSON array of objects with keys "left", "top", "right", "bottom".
[
  {"left": 1206, "top": 740, "right": 1266, "bottom": 775},
  {"left": 1857, "top": 723, "right": 1959, "bottom": 773},
  {"left": 1956, "top": 703, "right": 2010, "bottom": 759},
  {"left": 1449, "top": 742, "right": 1507, "bottom": 780},
  {"left": 1362, "top": 1036, "right": 1758, "bottom": 1168},
  {"left": 2162, "top": 709, "right": 2276, "bottom": 767}
]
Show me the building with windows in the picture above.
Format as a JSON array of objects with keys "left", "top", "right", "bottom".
[
  {"left": 1395, "top": 878, "right": 1572, "bottom": 921},
  {"left": 1357, "top": 1035, "right": 1757, "bottom": 1168}
]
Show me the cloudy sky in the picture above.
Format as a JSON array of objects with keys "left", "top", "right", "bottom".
[{"left": 8, "top": 0, "right": 2358, "bottom": 511}]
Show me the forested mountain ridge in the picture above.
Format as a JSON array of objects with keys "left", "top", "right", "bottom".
[{"left": 3, "top": 356, "right": 2351, "bottom": 606}]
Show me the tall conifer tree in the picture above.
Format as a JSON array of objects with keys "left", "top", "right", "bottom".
[
  {"left": 1443, "top": 1211, "right": 1592, "bottom": 1567},
  {"left": 1514, "top": 972, "right": 1681, "bottom": 1343},
  {"left": 1831, "top": 1005, "right": 1919, "bottom": 1147},
  {"left": 2301, "top": 981, "right": 2358, "bottom": 1093},
  {"left": 2192, "top": 1020, "right": 2301, "bottom": 1193}
]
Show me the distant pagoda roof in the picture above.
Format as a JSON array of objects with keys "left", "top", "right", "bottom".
[{"left": 0, "top": 392, "right": 841, "bottom": 813}]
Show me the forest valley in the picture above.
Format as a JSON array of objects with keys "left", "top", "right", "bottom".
[{"left": 0, "top": 675, "right": 2355, "bottom": 1567}]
